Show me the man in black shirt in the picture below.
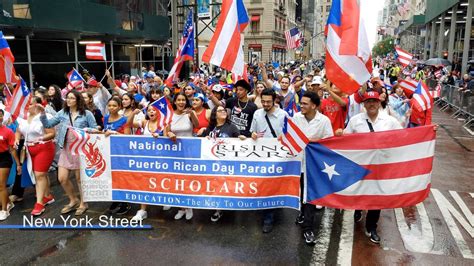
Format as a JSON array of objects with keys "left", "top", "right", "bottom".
[{"left": 224, "top": 80, "right": 258, "bottom": 137}]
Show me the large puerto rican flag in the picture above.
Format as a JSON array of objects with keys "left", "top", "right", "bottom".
[
  {"left": 305, "top": 126, "right": 435, "bottom": 209},
  {"left": 202, "top": 0, "right": 249, "bottom": 76},
  {"left": 325, "top": 0, "right": 372, "bottom": 95}
]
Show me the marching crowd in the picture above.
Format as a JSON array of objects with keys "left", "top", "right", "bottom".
[{"left": 0, "top": 58, "right": 439, "bottom": 245}]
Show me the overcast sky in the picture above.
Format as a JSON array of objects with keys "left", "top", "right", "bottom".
[{"left": 361, "top": 0, "right": 386, "bottom": 48}]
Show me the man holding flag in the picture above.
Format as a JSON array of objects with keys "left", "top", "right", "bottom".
[
  {"left": 292, "top": 91, "right": 333, "bottom": 245},
  {"left": 339, "top": 91, "right": 402, "bottom": 243}
]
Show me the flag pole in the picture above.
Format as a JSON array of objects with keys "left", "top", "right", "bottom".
[{"left": 99, "top": 62, "right": 114, "bottom": 83}]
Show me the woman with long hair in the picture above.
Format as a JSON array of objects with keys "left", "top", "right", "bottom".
[
  {"left": 38, "top": 90, "right": 98, "bottom": 216},
  {"left": 0, "top": 109, "right": 21, "bottom": 220},
  {"left": 81, "top": 91, "right": 103, "bottom": 130},
  {"left": 131, "top": 104, "right": 164, "bottom": 221},
  {"left": 192, "top": 93, "right": 211, "bottom": 136},
  {"left": 202, "top": 106, "right": 240, "bottom": 221},
  {"left": 47, "top": 84, "right": 64, "bottom": 112},
  {"left": 121, "top": 93, "right": 145, "bottom": 135},
  {"left": 248, "top": 81, "right": 266, "bottom": 109},
  {"left": 164, "top": 93, "right": 198, "bottom": 220},
  {"left": 16, "top": 96, "right": 56, "bottom": 216}
]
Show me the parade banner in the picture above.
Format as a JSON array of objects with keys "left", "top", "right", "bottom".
[{"left": 81, "top": 135, "right": 301, "bottom": 210}]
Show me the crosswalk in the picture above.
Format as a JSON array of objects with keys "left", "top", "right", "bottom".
[{"left": 311, "top": 189, "right": 474, "bottom": 264}]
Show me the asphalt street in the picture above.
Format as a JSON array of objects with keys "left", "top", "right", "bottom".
[{"left": 0, "top": 105, "right": 473, "bottom": 265}]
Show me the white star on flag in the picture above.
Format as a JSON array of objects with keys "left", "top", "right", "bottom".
[
  {"left": 159, "top": 102, "right": 165, "bottom": 110},
  {"left": 321, "top": 162, "right": 340, "bottom": 180}
]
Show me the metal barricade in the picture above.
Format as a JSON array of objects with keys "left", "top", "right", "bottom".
[{"left": 434, "top": 83, "right": 474, "bottom": 134}]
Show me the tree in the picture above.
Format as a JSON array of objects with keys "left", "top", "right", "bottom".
[{"left": 372, "top": 37, "right": 395, "bottom": 57}]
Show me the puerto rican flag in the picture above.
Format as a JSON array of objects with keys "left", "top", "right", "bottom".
[
  {"left": 284, "top": 95, "right": 300, "bottom": 117},
  {"left": 0, "top": 31, "right": 17, "bottom": 84},
  {"left": 305, "top": 125, "right": 435, "bottom": 209},
  {"left": 430, "top": 83, "right": 441, "bottom": 98},
  {"left": 394, "top": 46, "right": 413, "bottom": 67},
  {"left": 411, "top": 80, "right": 433, "bottom": 112},
  {"left": 69, "top": 127, "right": 91, "bottom": 156},
  {"left": 202, "top": 0, "right": 249, "bottom": 76},
  {"left": 6, "top": 78, "right": 31, "bottom": 120},
  {"left": 325, "top": 0, "right": 372, "bottom": 95},
  {"left": 85, "top": 43, "right": 106, "bottom": 61},
  {"left": 279, "top": 116, "right": 309, "bottom": 156},
  {"left": 67, "top": 69, "right": 85, "bottom": 90},
  {"left": 150, "top": 96, "right": 174, "bottom": 130},
  {"left": 231, "top": 63, "right": 248, "bottom": 83},
  {"left": 398, "top": 78, "right": 418, "bottom": 97},
  {"left": 165, "top": 10, "right": 195, "bottom": 87}
]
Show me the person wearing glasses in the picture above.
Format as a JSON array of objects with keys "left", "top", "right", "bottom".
[{"left": 38, "top": 90, "right": 98, "bottom": 216}]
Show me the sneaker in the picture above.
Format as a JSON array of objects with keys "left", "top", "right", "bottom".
[
  {"left": 211, "top": 210, "right": 223, "bottom": 222},
  {"left": 295, "top": 213, "right": 304, "bottom": 225},
  {"left": 365, "top": 230, "right": 381, "bottom": 244},
  {"left": 262, "top": 222, "right": 273, "bottom": 233},
  {"left": 163, "top": 205, "right": 171, "bottom": 211},
  {"left": 9, "top": 195, "right": 23, "bottom": 202},
  {"left": 7, "top": 202, "right": 14, "bottom": 212},
  {"left": 303, "top": 231, "right": 316, "bottom": 245},
  {"left": 354, "top": 211, "right": 362, "bottom": 223},
  {"left": 174, "top": 210, "right": 186, "bottom": 220},
  {"left": 43, "top": 194, "right": 55, "bottom": 205},
  {"left": 31, "top": 203, "right": 45, "bottom": 216},
  {"left": 131, "top": 210, "right": 148, "bottom": 221},
  {"left": 185, "top": 208, "right": 193, "bottom": 220},
  {"left": 0, "top": 210, "right": 9, "bottom": 221},
  {"left": 116, "top": 203, "right": 131, "bottom": 215}
]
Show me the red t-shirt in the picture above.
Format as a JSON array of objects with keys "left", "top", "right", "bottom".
[
  {"left": 0, "top": 126, "right": 15, "bottom": 153},
  {"left": 321, "top": 97, "right": 349, "bottom": 133}
]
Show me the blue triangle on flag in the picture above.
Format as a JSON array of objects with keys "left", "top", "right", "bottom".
[{"left": 305, "top": 143, "right": 370, "bottom": 201}]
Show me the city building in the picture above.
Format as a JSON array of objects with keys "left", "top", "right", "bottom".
[
  {"left": 312, "top": 0, "right": 331, "bottom": 59},
  {"left": 398, "top": 0, "right": 473, "bottom": 74},
  {"left": 0, "top": 0, "right": 170, "bottom": 88}
]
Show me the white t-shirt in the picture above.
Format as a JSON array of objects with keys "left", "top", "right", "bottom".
[{"left": 292, "top": 111, "right": 334, "bottom": 174}]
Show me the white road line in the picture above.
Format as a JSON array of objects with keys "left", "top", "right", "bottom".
[
  {"left": 337, "top": 210, "right": 354, "bottom": 266},
  {"left": 431, "top": 189, "right": 474, "bottom": 259},
  {"left": 449, "top": 191, "right": 474, "bottom": 227},
  {"left": 394, "top": 203, "right": 443, "bottom": 255},
  {"left": 311, "top": 208, "right": 335, "bottom": 264}
]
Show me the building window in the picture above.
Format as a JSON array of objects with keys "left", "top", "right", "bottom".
[
  {"left": 12, "top": 4, "right": 32, "bottom": 19},
  {"left": 251, "top": 15, "right": 260, "bottom": 33}
]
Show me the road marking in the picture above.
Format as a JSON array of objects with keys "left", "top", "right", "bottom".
[
  {"left": 449, "top": 191, "right": 474, "bottom": 227},
  {"left": 394, "top": 203, "right": 443, "bottom": 255},
  {"left": 311, "top": 208, "right": 335, "bottom": 265},
  {"left": 337, "top": 210, "right": 354, "bottom": 266},
  {"left": 431, "top": 189, "right": 474, "bottom": 259}
]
